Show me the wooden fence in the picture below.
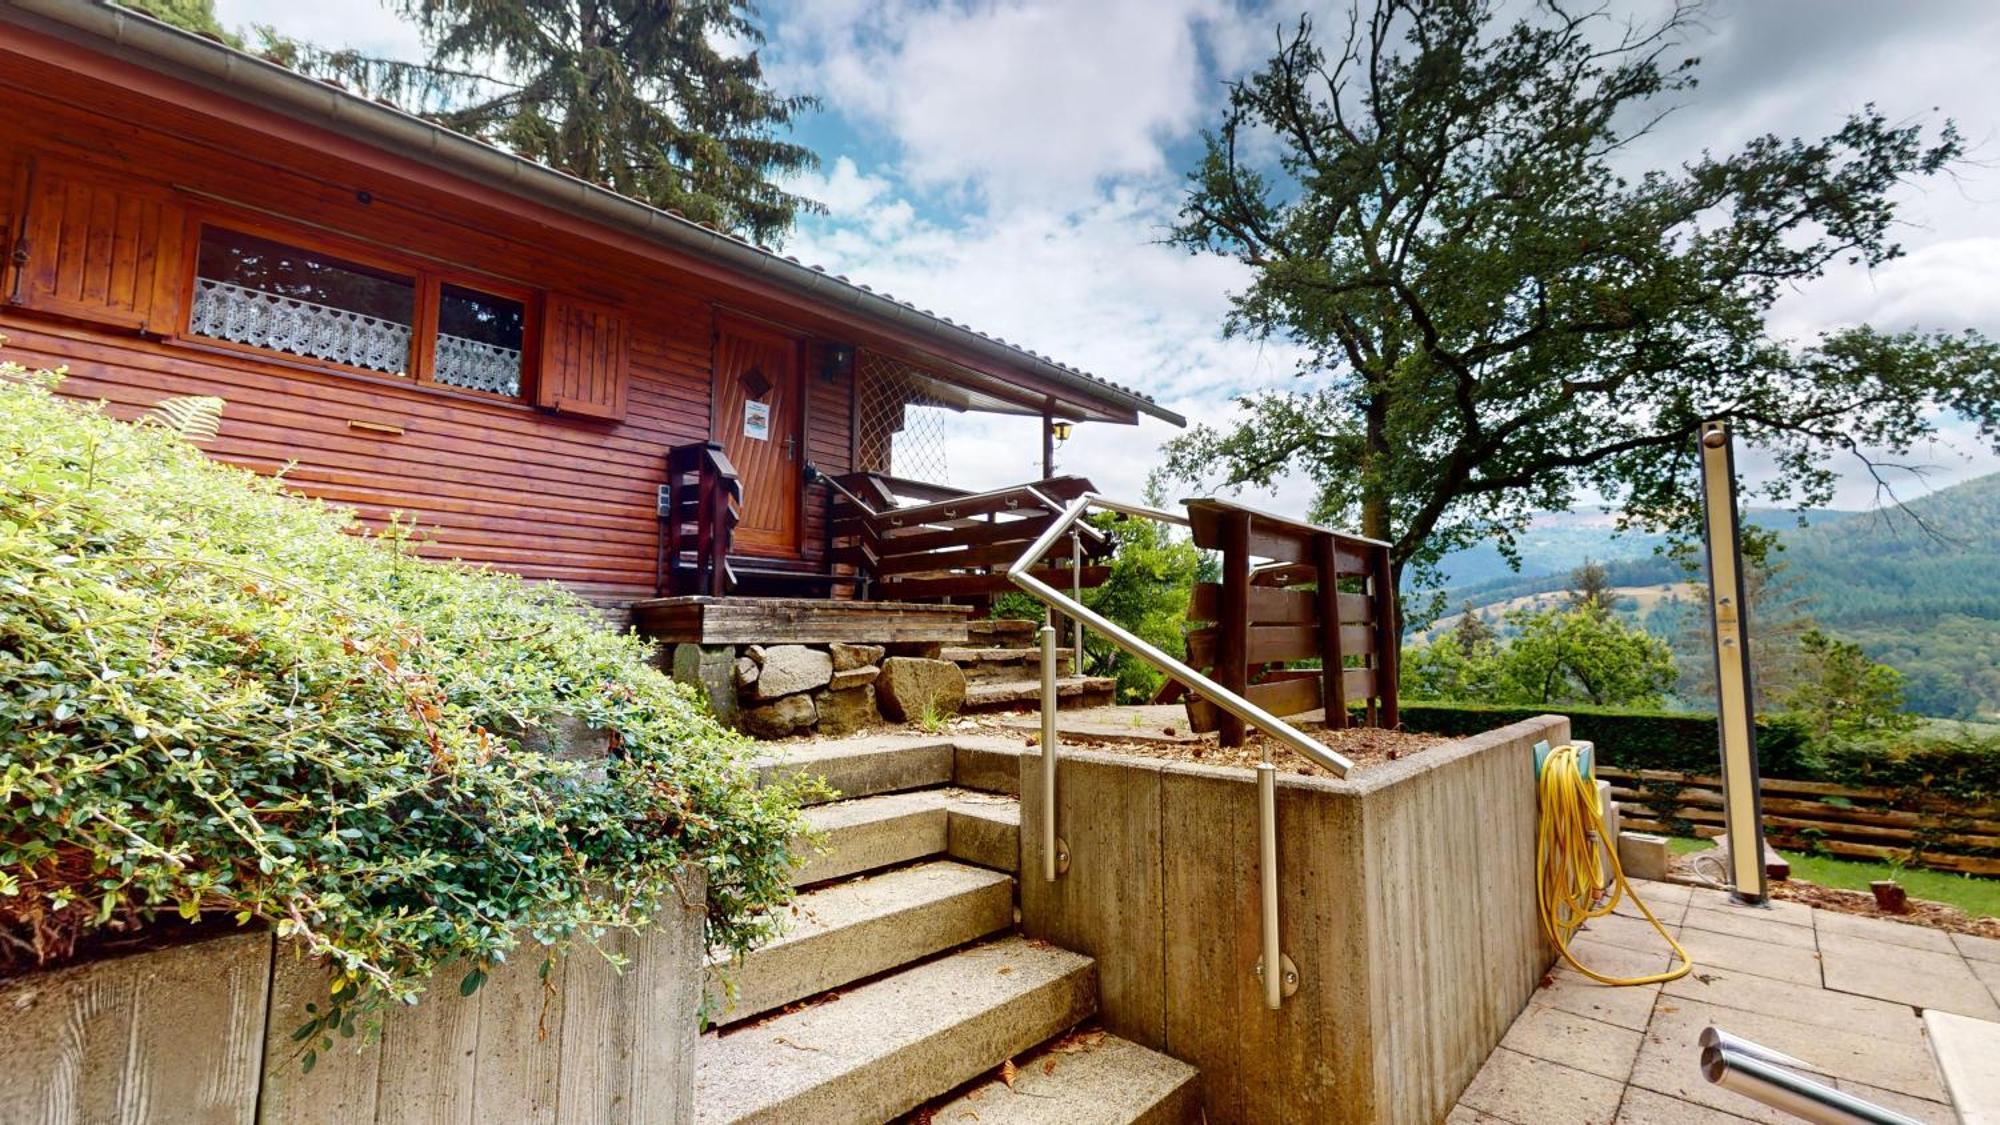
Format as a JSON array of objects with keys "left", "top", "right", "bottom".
[
  {"left": 1173, "top": 498, "right": 1398, "bottom": 746},
  {"left": 1, "top": 885, "right": 705, "bottom": 1124},
  {"left": 1600, "top": 766, "right": 2000, "bottom": 876}
]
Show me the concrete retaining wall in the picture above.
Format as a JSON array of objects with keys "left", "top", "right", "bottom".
[
  {"left": 0, "top": 875, "right": 707, "bottom": 1125},
  {"left": 1019, "top": 716, "right": 1564, "bottom": 1124}
]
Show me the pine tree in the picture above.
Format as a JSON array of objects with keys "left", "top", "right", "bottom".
[
  {"left": 1450, "top": 602, "right": 1495, "bottom": 658},
  {"left": 271, "top": 0, "right": 821, "bottom": 245},
  {"left": 1566, "top": 559, "right": 1621, "bottom": 617}
]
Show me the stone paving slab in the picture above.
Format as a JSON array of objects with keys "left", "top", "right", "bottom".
[
  {"left": 1497, "top": 1004, "right": 1644, "bottom": 1083},
  {"left": 1457, "top": 878, "right": 1987, "bottom": 1123},
  {"left": 1540, "top": 948, "right": 1672, "bottom": 1031},
  {"left": 1834, "top": 1079, "right": 1957, "bottom": 1125},
  {"left": 1818, "top": 930, "right": 2000, "bottom": 1020},
  {"left": 1814, "top": 907, "right": 1960, "bottom": 953},
  {"left": 1612, "top": 1085, "right": 1758, "bottom": 1123},
  {"left": 1954, "top": 930, "right": 2000, "bottom": 964},
  {"left": 1456, "top": 1047, "right": 1626, "bottom": 1124},
  {"left": 1681, "top": 905, "right": 1816, "bottom": 949},
  {"left": 1669, "top": 925, "right": 1823, "bottom": 986},
  {"left": 1664, "top": 964, "right": 1924, "bottom": 1040}
]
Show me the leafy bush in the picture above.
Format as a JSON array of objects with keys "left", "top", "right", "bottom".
[
  {"left": 0, "top": 361, "right": 806, "bottom": 1048},
  {"left": 1396, "top": 701, "right": 1815, "bottom": 777}
]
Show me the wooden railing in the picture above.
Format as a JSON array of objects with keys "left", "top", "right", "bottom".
[
  {"left": 657, "top": 441, "right": 741, "bottom": 597},
  {"left": 1173, "top": 499, "right": 1398, "bottom": 746},
  {"left": 830, "top": 472, "right": 1112, "bottom": 604}
]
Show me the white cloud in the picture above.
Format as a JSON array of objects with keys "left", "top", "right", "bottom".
[{"left": 214, "top": 0, "right": 424, "bottom": 57}]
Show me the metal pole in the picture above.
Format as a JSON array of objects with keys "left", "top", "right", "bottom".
[
  {"left": 1701, "top": 1045, "right": 1918, "bottom": 1125},
  {"left": 1070, "top": 530, "right": 1085, "bottom": 673},
  {"left": 1698, "top": 421, "right": 1769, "bottom": 903},
  {"left": 1258, "top": 761, "right": 1282, "bottom": 1010},
  {"left": 1039, "top": 623, "right": 1059, "bottom": 883}
]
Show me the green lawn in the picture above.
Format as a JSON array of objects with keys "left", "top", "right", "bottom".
[{"left": 1663, "top": 836, "right": 2000, "bottom": 920}]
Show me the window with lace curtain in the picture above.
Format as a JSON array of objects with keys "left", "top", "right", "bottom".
[{"left": 186, "top": 224, "right": 531, "bottom": 400}]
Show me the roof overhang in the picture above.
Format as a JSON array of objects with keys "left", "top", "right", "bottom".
[{"left": 0, "top": 0, "right": 1186, "bottom": 429}]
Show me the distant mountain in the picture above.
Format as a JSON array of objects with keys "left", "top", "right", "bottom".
[
  {"left": 1430, "top": 507, "right": 1850, "bottom": 606},
  {"left": 1423, "top": 473, "right": 2000, "bottom": 720}
]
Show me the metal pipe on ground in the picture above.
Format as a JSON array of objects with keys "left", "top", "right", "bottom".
[{"left": 1699, "top": 1029, "right": 1920, "bottom": 1125}]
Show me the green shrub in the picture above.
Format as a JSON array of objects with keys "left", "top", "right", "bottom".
[
  {"left": 1395, "top": 701, "right": 1815, "bottom": 776},
  {"left": 1814, "top": 728, "right": 2000, "bottom": 808},
  {"left": 0, "top": 361, "right": 806, "bottom": 1053}
]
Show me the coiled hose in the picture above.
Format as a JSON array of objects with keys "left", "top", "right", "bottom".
[{"left": 1537, "top": 742, "right": 1693, "bottom": 986}]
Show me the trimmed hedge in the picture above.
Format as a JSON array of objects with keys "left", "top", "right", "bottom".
[{"left": 1396, "top": 701, "right": 1815, "bottom": 777}]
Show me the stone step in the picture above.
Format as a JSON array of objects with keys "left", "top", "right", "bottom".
[
  {"left": 695, "top": 936, "right": 1097, "bottom": 1125},
  {"left": 793, "top": 791, "right": 949, "bottom": 886},
  {"left": 963, "top": 676, "right": 1117, "bottom": 714},
  {"left": 942, "top": 646, "right": 1072, "bottom": 683},
  {"left": 707, "top": 860, "right": 1014, "bottom": 1026},
  {"left": 924, "top": 1032, "right": 1202, "bottom": 1124},
  {"left": 946, "top": 796, "right": 1021, "bottom": 874},
  {"left": 755, "top": 735, "right": 954, "bottom": 804},
  {"left": 965, "top": 618, "right": 1039, "bottom": 649}
]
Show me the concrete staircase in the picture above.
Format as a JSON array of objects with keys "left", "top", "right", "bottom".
[
  {"left": 950, "top": 619, "right": 1116, "bottom": 715},
  {"left": 696, "top": 736, "right": 1199, "bottom": 1125}
]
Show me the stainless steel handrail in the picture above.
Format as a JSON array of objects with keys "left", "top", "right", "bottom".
[
  {"left": 1007, "top": 492, "right": 1356, "bottom": 1011},
  {"left": 1699, "top": 1028, "right": 1920, "bottom": 1124}
]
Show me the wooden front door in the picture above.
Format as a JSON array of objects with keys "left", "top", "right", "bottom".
[{"left": 712, "top": 318, "right": 803, "bottom": 557}]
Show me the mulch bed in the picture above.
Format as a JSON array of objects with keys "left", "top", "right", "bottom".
[
  {"left": 1767, "top": 879, "right": 2000, "bottom": 938},
  {"left": 976, "top": 717, "right": 1442, "bottom": 777}
]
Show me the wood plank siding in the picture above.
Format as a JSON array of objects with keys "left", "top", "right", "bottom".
[{"left": 0, "top": 28, "right": 867, "bottom": 607}]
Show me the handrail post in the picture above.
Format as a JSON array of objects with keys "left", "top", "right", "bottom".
[
  {"left": 1258, "top": 761, "right": 1282, "bottom": 1010},
  {"left": 1039, "top": 622, "right": 1059, "bottom": 883},
  {"left": 1070, "top": 529, "right": 1085, "bottom": 673}
]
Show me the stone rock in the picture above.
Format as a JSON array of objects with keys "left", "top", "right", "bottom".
[
  {"left": 813, "top": 685, "right": 877, "bottom": 737},
  {"left": 885, "top": 641, "right": 944, "bottom": 660},
  {"left": 739, "top": 693, "right": 817, "bottom": 739},
  {"left": 745, "top": 645, "right": 832, "bottom": 701},
  {"left": 745, "top": 644, "right": 768, "bottom": 666},
  {"left": 876, "top": 657, "right": 967, "bottom": 723},
  {"left": 734, "top": 656, "right": 761, "bottom": 688},
  {"left": 670, "top": 643, "right": 738, "bottom": 725},
  {"left": 829, "top": 664, "right": 880, "bottom": 691},
  {"left": 828, "top": 642, "right": 886, "bottom": 672}
]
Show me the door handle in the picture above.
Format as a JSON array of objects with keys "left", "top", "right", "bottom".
[{"left": 784, "top": 435, "right": 797, "bottom": 461}]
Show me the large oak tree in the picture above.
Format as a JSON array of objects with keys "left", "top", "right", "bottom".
[{"left": 1164, "top": 0, "right": 1999, "bottom": 623}]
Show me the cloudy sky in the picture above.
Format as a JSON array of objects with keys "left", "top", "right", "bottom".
[{"left": 217, "top": 0, "right": 2000, "bottom": 514}]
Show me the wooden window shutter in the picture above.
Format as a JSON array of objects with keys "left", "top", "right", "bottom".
[
  {"left": 536, "top": 294, "right": 628, "bottom": 420},
  {"left": 10, "top": 159, "right": 185, "bottom": 333}
]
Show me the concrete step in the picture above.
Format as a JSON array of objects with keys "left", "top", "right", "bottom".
[
  {"left": 792, "top": 791, "right": 949, "bottom": 887},
  {"left": 965, "top": 618, "right": 1039, "bottom": 648},
  {"left": 943, "top": 645, "right": 1072, "bottom": 683},
  {"left": 946, "top": 795, "right": 1020, "bottom": 874},
  {"left": 696, "top": 937, "right": 1097, "bottom": 1125},
  {"left": 707, "top": 860, "right": 1014, "bottom": 1026},
  {"left": 964, "top": 676, "right": 1117, "bottom": 714},
  {"left": 755, "top": 736, "right": 954, "bottom": 804},
  {"left": 924, "top": 1031, "right": 1202, "bottom": 1124}
]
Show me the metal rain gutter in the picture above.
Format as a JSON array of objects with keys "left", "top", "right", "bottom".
[{"left": 3, "top": 0, "right": 1186, "bottom": 429}]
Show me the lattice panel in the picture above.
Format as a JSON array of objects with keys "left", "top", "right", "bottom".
[{"left": 855, "top": 351, "right": 954, "bottom": 486}]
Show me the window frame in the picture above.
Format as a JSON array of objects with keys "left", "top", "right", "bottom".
[{"left": 172, "top": 209, "right": 542, "bottom": 405}]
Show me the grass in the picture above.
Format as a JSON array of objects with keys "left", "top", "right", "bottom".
[{"left": 1663, "top": 836, "right": 2000, "bottom": 920}]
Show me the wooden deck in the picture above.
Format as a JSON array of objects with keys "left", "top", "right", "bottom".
[{"left": 630, "top": 596, "right": 974, "bottom": 645}]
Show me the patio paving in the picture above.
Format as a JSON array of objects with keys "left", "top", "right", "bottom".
[{"left": 1452, "top": 878, "right": 1999, "bottom": 1123}]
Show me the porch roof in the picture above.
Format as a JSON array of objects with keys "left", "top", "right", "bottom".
[{"left": 8, "top": 0, "right": 1186, "bottom": 429}]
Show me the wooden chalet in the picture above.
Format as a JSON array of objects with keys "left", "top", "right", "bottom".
[{"left": 0, "top": 1, "right": 1182, "bottom": 646}]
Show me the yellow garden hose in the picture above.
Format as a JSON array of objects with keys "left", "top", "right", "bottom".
[{"left": 1537, "top": 742, "right": 1693, "bottom": 986}]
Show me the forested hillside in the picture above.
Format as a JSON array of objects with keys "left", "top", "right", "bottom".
[
  {"left": 1425, "top": 473, "right": 2000, "bottom": 719},
  {"left": 1781, "top": 473, "right": 2000, "bottom": 718}
]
